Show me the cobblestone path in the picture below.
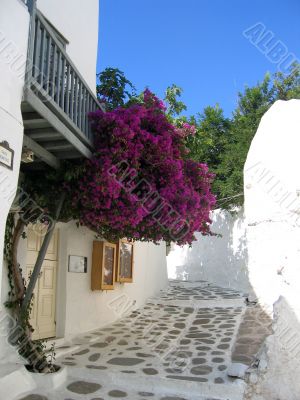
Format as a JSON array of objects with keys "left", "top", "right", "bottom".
[{"left": 15, "top": 281, "right": 272, "bottom": 400}]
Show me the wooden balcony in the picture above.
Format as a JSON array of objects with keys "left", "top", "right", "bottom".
[{"left": 22, "top": 5, "right": 103, "bottom": 169}]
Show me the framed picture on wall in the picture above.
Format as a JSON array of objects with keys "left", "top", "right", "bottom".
[
  {"left": 0, "top": 141, "right": 14, "bottom": 170},
  {"left": 116, "top": 239, "right": 134, "bottom": 283},
  {"left": 91, "top": 241, "right": 117, "bottom": 290},
  {"left": 68, "top": 255, "right": 87, "bottom": 273}
]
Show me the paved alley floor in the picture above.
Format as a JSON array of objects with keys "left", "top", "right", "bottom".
[{"left": 16, "top": 281, "right": 272, "bottom": 400}]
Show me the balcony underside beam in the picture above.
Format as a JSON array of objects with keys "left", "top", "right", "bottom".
[
  {"left": 43, "top": 141, "right": 74, "bottom": 152},
  {"left": 23, "top": 88, "right": 92, "bottom": 159},
  {"left": 23, "top": 135, "right": 61, "bottom": 170},
  {"left": 25, "top": 128, "right": 62, "bottom": 142}
]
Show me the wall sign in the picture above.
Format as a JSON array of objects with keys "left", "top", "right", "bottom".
[
  {"left": 68, "top": 255, "right": 88, "bottom": 273},
  {"left": 0, "top": 141, "right": 14, "bottom": 170}
]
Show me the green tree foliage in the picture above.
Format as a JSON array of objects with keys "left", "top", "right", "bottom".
[
  {"left": 216, "top": 63, "right": 300, "bottom": 208},
  {"left": 273, "top": 63, "right": 300, "bottom": 100},
  {"left": 215, "top": 74, "right": 274, "bottom": 207},
  {"left": 183, "top": 105, "right": 231, "bottom": 198},
  {"left": 96, "top": 67, "right": 136, "bottom": 110},
  {"left": 164, "top": 84, "right": 187, "bottom": 116}
]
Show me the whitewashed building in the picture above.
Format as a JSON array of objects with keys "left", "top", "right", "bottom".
[{"left": 0, "top": 0, "right": 167, "bottom": 360}]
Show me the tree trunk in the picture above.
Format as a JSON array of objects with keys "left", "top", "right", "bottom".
[
  {"left": 11, "top": 218, "right": 26, "bottom": 303},
  {"left": 7, "top": 192, "right": 65, "bottom": 372}
]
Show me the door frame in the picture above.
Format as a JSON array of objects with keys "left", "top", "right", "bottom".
[{"left": 26, "top": 224, "right": 59, "bottom": 340}]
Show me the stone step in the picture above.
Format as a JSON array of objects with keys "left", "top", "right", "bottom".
[
  {"left": 0, "top": 365, "right": 36, "bottom": 400},
  {"left": 147, "top": 298, "right": 246, "bottom": 309},
  {"left": 61, "top": 364, "right": 245, "bottom": 400}
]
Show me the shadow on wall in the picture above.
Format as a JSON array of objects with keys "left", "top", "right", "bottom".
[{"left": 167, "top": 207, "right": 254, "bottom": 295}]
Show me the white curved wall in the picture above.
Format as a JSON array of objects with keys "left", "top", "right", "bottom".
[
  {"left": 244, "top": 100, "right": 300, "bottom": 399},
  {"left": 0, "top": 0, "right": 29, "bottom": 308},
  {"left": 0, "top": 0, "right": 30, "bottom": 369},
  {"left": 244, "top": 99, "right": 300, "bottom": 312}
]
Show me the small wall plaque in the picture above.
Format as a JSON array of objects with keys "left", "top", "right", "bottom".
[
  {"left": 68, "top": 255, "right": 88, "bottom": 273},
  {"left": 0, "top": 141, "right": 14, "bottom": 170}
]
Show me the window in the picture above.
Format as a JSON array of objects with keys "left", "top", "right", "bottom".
[{"left": 91, "top": 241, "right": 117, "bottom": 290}]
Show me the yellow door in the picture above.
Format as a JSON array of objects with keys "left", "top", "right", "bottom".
[{"left": 26, "top": 224, "right": 59, "bottom": 340}]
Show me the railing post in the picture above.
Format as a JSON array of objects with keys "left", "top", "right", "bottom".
[
  {"left": 24, "top": 0, "right": 37, "bottom": 89},
  {"left": 26, "top": 0, "right": 37, "bottom": 15}
]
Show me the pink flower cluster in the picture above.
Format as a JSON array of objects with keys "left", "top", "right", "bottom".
[
  {"left": 174, "top": 122, "right": 197, "bottom": 138},
  {"left": 73, "top": 90, "right": 216, "bottom": 245}
]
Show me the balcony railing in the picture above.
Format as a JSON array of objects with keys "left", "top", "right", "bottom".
[
  {"left": 26, "top": 9, "right": 101, "bottom": 145},
  {"left": 21, "top": 0, "right": 35, "bottom": 14}
]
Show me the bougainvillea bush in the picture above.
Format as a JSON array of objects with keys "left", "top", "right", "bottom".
[{"left": 73, "top": 90, "right": 216, "bottom": 245}]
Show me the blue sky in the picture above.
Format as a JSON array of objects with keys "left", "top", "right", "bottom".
[{"left": 97, "top": 0, "right": 300, "bottom": 117}]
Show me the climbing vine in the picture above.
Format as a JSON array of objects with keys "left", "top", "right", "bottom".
[
  {"left": 3, "top": 206, "right": 61, "bottom": 373},
  {"left": 4, "top": 214, "right": 16, "bottom": 307}
]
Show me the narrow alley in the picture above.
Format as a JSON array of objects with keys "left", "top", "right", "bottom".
[{"left": 17, "top": 281, "right": 272, "bottom": 400}]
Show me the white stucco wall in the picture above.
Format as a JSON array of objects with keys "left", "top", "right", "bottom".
[
  {"left": 167, "top": 208, "right": 252, "bottom": 294},
  {"left": 37, "top": 0, "right": 99, "bottom": 92},
  {"left": 0, "top": 0, "right": 29, "bottom": 309},
  {"left": 54, "top": 222, "right": 168, "bottom": 338},
  {"left": 6, "top": 221, "right": 167, "bottom": 342},
  {"left": 244, "top": 99, "right": 300, "bottom": 313},
  {"left": 244, "top": 100, "right": 300, "bottom": 399},
  {"left": 0, "top": 0, "right": 29, "bottom": 369}
]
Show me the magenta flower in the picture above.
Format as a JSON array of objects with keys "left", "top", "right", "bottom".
[{"left": 73, "top": 90, "right": 216, "bottom": 245}]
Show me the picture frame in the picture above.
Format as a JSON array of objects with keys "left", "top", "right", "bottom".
[
  {"left": 68, "top": 255, "right": 87, "bottom": 273},
  {"left": 68, "top": 255, "right": 87, "bottom": 274},
  {"left": 0, "top": 141, "right": 14, "bottom": 170},
  {"left": 116, "top": 239, "right": 134, "bottom": 283},
  {"left": 91, "top": 241, "right": 117, "bottom": 290}
]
